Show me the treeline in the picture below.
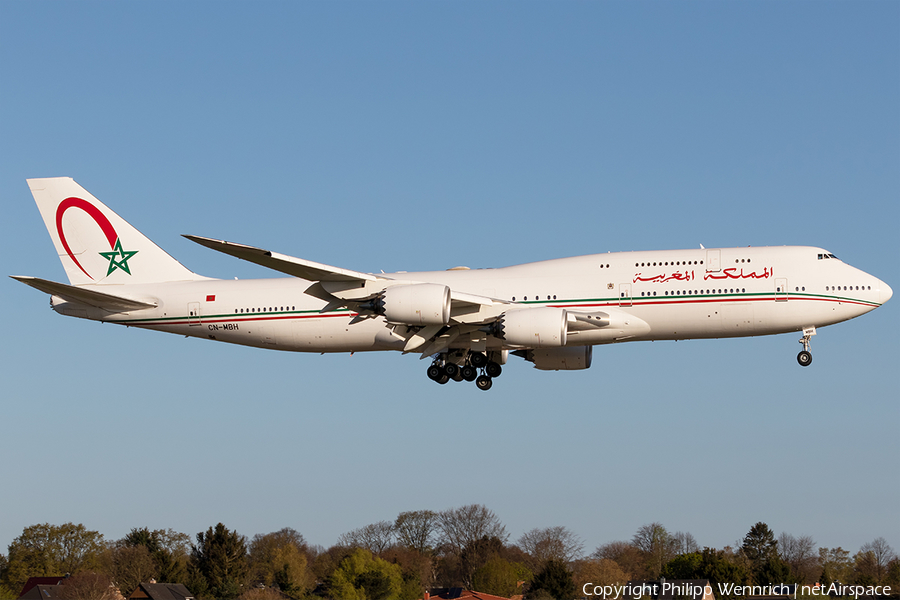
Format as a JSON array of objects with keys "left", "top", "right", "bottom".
[{"left": 0, "top": 506, "right": 897, "bottom": 600}]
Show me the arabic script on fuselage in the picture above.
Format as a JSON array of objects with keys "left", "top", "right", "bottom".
[{"left": 633, "top": 267, "right": 773, "bottom": 284}]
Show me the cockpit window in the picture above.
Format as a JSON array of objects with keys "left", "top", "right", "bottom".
[{"left": 818, "top": 253, "right": 839, "bottom": 260}]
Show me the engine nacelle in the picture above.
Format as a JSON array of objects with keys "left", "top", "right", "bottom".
[
  {"left": 379, "top": 283, "right": 451, "bottom": 326},
  {"left": 494, "top": 307, "right": 567, "bottom": 347},
  {"left": 520, "top": 346, "right": 593, "bottom": 370}
]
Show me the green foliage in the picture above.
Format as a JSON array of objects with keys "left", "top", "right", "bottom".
[
  {"left": 572, "top": 558, "right": 628, "bottom": 596},
  {"left": 527, "top": 558, "right": 575, "bottom": 600},
  {"left": 818, "top": 547, "right": 852, "bottom": 585},
  {"left": 757, "top": 556, "right": 792, "bottom": 585},
  {"left": 1, "top": 523, "right": 105, "bottom": 593},
  {"left": 184, "top": 562, "right": 210, "bottom": 599},
  {"left": 123, "top": 528, "right": 160, "bottom": 553},
  {"left": 248, "top": 528, "right": 310, "bottom": 598},
  {"left": 742, "top": 523, "right": 778, "bottom": 566},
  {"left": 381, "top": 546, "right": 434, "bottom": 600},
  {"left": 460, "top": 536, "right": 506, "bottom": 587},
  {"left": 472, "top": 557, "right": 531, "bottom": 598},
  {"left": 120, "top": 527, "right": 191, "bottom": 586},
  {"left": 106, "top": 544, "right": 158, "bottom": 596},
  {"left": 662, "top": 552, "right": 704, "bottom": 579},
  {"left": 885, "top": 558, "right": 900, "bottom": 591},
  {"left": 328, "top": 548, "right": 403, "bottom": 600},
  {"left": 741, "top": 523, "right": 780, "bottom": 585},
  {"left": 633, "top": 523, "right": 676, "bottom": 579},
  {"left": 192, "top": 523, "right": 249, "bottom": 600},
  {"left": 694, "top": 548, "right": 751, "bottom": 600}
]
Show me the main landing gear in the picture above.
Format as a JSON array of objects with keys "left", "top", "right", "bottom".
[
  {"left": 797, "top": 326, "right": 816, "bottom": 367},
  {"left": 426, "top": 351, "right": 502, "bottom": 391}
]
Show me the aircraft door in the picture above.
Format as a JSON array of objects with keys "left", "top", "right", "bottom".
[
  {"left": 707, "top": 249, "right": 721, "bottom": 272},
  {"left": 775, "top": 278, "right": 788, "bottom": 302},
  {"left": 619, "top": 283, "right": 632, "bottom": 307},
  {"left": 188, "top": 302, "right": 201, "bottom": 325}
]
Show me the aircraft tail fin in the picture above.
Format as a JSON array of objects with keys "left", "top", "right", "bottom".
[{"left": 27, "top": 177, "right": 205, "bottom": 286}]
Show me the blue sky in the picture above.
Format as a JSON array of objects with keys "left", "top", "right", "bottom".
[{"left": 1, "top": 1, "right": 897, "bottom": 559}]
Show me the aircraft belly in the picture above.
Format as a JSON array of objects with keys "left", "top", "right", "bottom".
[{"left": 286, "top": 316, "right": 402, "bottom": 352}]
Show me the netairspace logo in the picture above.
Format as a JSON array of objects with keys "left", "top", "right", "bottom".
[{"left": 582, "top": 582, "right": 894, "bottom": 599}]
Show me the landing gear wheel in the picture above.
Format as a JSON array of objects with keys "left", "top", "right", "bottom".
[
  {"left": 436, "top": 374, "right": 450, "bottom": 384},
  {"left": 485, "top": 361, "right": 502, "bottom": 378},
  {"left": 797, "top": 350, "right": 812, "bottom": 367},
  {"left": 450, "top": 369, "right": 464, "bottom": 382},
  {"left": 426, "top": 365, "right": 444, "bottom": 381},
  {"left": 461, "top": 365, "right": 478, "bottom": 381},
  {"left": 469, "top": 352, "right": 488, "bottom": 368},
  {"left": 444, "top": 363, "right": 459, "bottom": 378},
  {"left": 475, "top": 375, "right": 493, "bottom": 391}
]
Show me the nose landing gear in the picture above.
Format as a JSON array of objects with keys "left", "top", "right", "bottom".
[{"left": 797, "top": 326, "right": 816, "bottom": 367}]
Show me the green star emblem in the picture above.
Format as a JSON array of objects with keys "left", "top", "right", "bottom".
[{"left": 99, "top": 238, "right": 138, "bottom": 276}]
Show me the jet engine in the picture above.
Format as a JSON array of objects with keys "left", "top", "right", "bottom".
[
  {"left": 493, "top": 307, "right": 567, "bottom": 347},
  {"left": 369, "top": 283, "right": 451, "bottom": 326},
  {"left": 515, "top": 346, "right": 593, "bottom": 370}
]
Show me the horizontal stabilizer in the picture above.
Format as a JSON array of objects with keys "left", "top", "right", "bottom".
[
  {"left": 11, "top": 276, "right": 157, "bottom": 311},
  {"left": 184, "top": 235, "right": 386, "bottom": 283}
]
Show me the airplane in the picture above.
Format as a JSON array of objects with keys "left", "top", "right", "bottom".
[{"left": 13, "top": 177, "right": 893, "bottom": 391}]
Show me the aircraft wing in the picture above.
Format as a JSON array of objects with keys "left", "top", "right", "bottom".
[
  {"left": 183, "top": 235, "right": 386, "bottom": 283},
  {"left": 184, "top": 235, "right": 502, "bottom": 331},
  {"left": 11, "top": 276, "right": 157, "bottom": 311}
]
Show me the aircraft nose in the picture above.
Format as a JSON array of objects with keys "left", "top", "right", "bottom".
[{"left": 880, "top": 280, "right": 893, "bottom": 304}]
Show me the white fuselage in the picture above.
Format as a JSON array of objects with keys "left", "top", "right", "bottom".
[{"left": 53, "top": 246, "right": 891, "bottom": 354}]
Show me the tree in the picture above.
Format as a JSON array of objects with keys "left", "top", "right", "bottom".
[
  {"left": 573, "top": 558, "right": 628, "bottom": 597},
  {"left": 1, "top": 523, "right": 105, "bottom": 593},
  {"left": 472, "top": 556, "right": 531, "bottom": 598},
  {"left": 671, "top": 532, "right": 700, "bottom": 555},
  {"left": 381, "top": 546, "right": 435, "bottom": 600},
  {"left": 247, "top": 528, "right": 310, "bottom": 598},
  {"left": 57, "top": 572, "right": 118, "bottom": 600},
  {"left": 854, "top": 538, "right": 897, "bottom": 584},
  {"left": 778, "top": 534, "right": 818, "bottom": 584},
  {"left": 632, "top": 523, "right": 677, "bottom": 578},
  {"left": 338, "top": 522, "right": 396, "bottom": 555},
  {"left": 192, "top": 523, "right": 249, "bottom": 600},
  {"left": 756, "top": 555, "right": 791, "bottom": 585},
  {"left": 590, "top": 541, "right": 645, "bottom": 579},
  {"left": 818, "top": 547, "right": 853, "bottom": 585},
  {"left": 328, "top": 548, "right": 403, "bottom": 600},
  {"left": 741, "top": 523, "right": 778, "bottom": 567},
  {"left": 885, "top": 558, "right": 900, "bottom": 592},
  {"left": 518, "top": 526, "right": 584, "bottom": 570},
  {"left": 695, "top": 548, "right": 751, "bottom": 600},
  {"left": 527, "top": 558, "right": 575, "bottom": 600},
  {"left": 662, "top": 552, "right": 703, "bottom": 579},
  {"left": 460, "top": 536, "right": 506, "bottom": 588},
  {"left": 741, "top": 523, "right": 782, "bottom": 584},
  {"left": 394, "top": 511, "right": 439, "bottom": 554},
  {"left": 438, "top": 505, "right": 508, "bottom": 555},
  {"left": 238, "top": 588, "right": 288, "bottom": 600},
  {"left": 119, "top": 527, "right": 191, "bottom": 584},
  {"left": 106, "top": 544, "right": 158, "bottom": 596}
]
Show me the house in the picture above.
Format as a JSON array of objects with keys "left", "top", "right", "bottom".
[
  {"left": 127, "top": 582, "right": 195, "bottom": 600},
  {"left": 18, "top": 576, "right": 67, "bottom": 599}
]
